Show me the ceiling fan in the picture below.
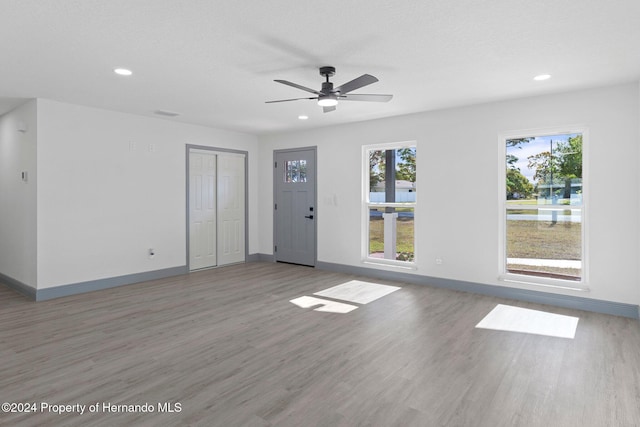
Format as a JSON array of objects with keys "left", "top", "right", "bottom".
[{"left": 266, "top": 66, "right": 393, "bottom": 113}]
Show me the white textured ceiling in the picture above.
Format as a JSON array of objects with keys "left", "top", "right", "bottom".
[{"left": 1, "top": 0, "right": 639, "bottom": 135}]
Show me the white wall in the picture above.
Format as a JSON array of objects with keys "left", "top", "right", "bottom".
[
  {"left": 259, "top": 82, "right": 640, "bottom": 305},
  {"left": 37, "top": 99, "right": 258, "bottom": 289},
  {"left": 0, "top": 100, "right": 38, "bottom": 288}
]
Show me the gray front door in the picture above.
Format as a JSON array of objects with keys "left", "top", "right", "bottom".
[{"left": 274, "top": 148, "right": 316, "bottom": 266}]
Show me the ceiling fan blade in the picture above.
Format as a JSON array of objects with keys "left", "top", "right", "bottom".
[
  {"left": 334, "top": 74, "right": 378, "bottom": 94},
  {"left": 323, "top": 105, "right": 336, "bottom": 113},
  {"left": 339, "top": 94, "right": 393, "bottom": 102},
  {"left": 265, "top": 97, "right": 316, "bottom": 103},
  {"left": 274, "top": 79, "right": 322, "bottom": 95}
]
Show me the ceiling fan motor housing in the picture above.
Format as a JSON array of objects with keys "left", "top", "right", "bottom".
[{"left": 321, "top": 81, "right": 334, "bottom": 93}]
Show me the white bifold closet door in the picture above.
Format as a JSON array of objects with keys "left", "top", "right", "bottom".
[{"left": 189, "top": 150, "right": 245, "bottom": 270}]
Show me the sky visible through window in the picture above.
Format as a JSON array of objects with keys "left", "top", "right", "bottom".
[{"left": 507, "top": 133, "right": 580, "bottom": 184}]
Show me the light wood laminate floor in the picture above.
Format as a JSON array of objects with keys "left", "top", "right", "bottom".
[{"left": 1, "top": 262, "right": 639, "bottom": 426}]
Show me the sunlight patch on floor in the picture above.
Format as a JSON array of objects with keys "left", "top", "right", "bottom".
[
  {"left": 313, "top": 280, "right": 401, "bottom": 304},
  {"left": 290, "top": 296, "right": 358, "bottom": 313},
  {"left": 475, "top": 304, "right": 579, "bottom": 339},
  {"left": 290, "top": 281, "right": 401, "bottom": 314}
]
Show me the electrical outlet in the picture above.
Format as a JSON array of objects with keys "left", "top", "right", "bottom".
[
  {"left": 148, "top": 248, "right": 155, "bottom": 258},
  {"left": 435, "top": 257, "right": 443, "bottom": 265}
]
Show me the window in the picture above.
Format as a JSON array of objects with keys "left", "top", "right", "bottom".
[
  {"left": 502, "top": 132, "right": 584, "bottom": 283},
  {"left": 284, "top": 160, "right": 307, "bottom": 182},
  {"left": 364, "top": 143, "right": 416, "bottom": 264}
]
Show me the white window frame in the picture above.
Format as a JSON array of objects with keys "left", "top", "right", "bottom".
[
  {"left": 362, "top": 141, "right": 417, "bottom": 269},
  {"left": 498, "top": 127, "right": 589, "bottom": 290}
]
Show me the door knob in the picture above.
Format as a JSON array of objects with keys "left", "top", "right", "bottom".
[{"left": 305, "top": 215, "right": 314, "bottom": 219}]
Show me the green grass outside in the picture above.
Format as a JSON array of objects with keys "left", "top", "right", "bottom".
[
  {"left": 369, "top": 217, "right": 414, "bottom": 254},
  {"left": 506, "top": 198, "right": 572, "bottom": 206},
  {"left": 507, "top": 218, "right": 581, "bottom": 279},
  {"left": 506, "top": 219, "right": 581, "bottom": 260},
  {"left": 506, "top": 199, "right": 540, "bottom": 205},
  {"left": 369, "top": 215, "right": 581, "bottom": 278},
  {"left": 369, "top": 218, "right": 580, "bottom": 258}
]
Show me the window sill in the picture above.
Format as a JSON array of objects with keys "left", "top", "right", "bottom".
[
  {"left": 499, "top": 273, "right": 589, "bottom": 292},
  {"left": 363, "top": 259, "right": 417, "bottom": 271}
]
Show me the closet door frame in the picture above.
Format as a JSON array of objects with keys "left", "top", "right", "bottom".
[{"left": 186, "top": 144, "right": 248, "bottom": 270}]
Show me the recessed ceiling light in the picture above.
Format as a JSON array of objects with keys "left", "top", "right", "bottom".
[
  {"left": 533, "top": 74, "right": 551, "bottom": 81},
  {"left": 298, "top": 115, "right": 309, "bottom": 120},
  {"left": 114, "top": 68, "right": 133, "bottom": 76}
]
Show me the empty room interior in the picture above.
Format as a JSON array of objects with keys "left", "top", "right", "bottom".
[{"left": 1, "top": 1, "right": 640, "bottom": 426}]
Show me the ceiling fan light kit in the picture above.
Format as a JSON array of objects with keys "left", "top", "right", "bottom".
[
  {"left": 266, "top": 66, "right": 393, "bottom": 113},
  {"left": 317, "top": 96, "right": 338, "bottom": 107}
]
